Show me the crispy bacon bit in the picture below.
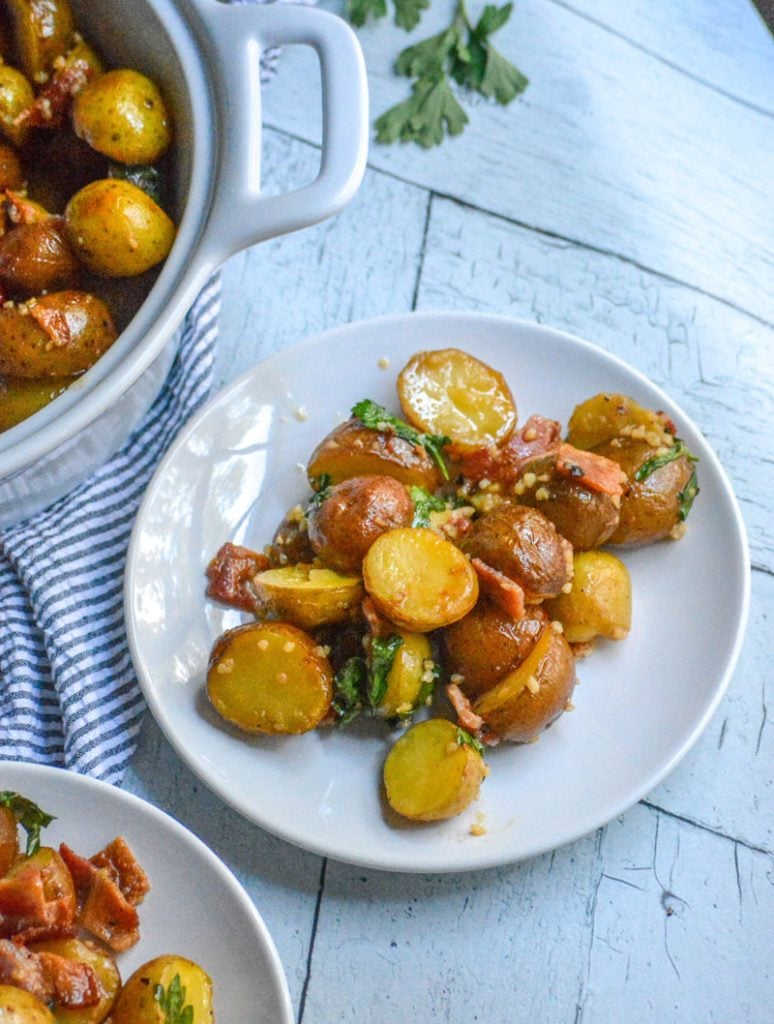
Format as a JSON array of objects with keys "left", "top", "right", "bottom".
[
  {"left": 59, "top": 844, "right": 140, "bottom": 952},
  {"left": 446, "top": 683, "right": 484, "bottom": 734},
  {"left": 37, "top": 951, "right": 100, "bottom": 1008},
  {"left": 205, "top": 542, "right": 269, "bottom": 612},
  {"left": 555, "top": 443, "right": 627, "bottom": 496},
  {"left": 471, "top": 558, "right": 526, "bottom": 620},
  {"left": 89, "top": 837, "right": 149, "bottom": 908},
  {"left": 5, "top": 191, "right": 50, "bottom": 226},
  {"left": 0, "top": 862, "right": 75, "bottom": 944},
  {"left": 30, "top": 302, "right": 72, "bottom": 348},
  {"left": 0, "top": 939, "right": 52, "bottom": 1002},
  {"left": 16, "top": 61, "right": 95, "bottom": 130},
  {"left": 362, "top": 596, "right": 391, "bottom": 637},
  {"left": 460, "top": 415, "right": 561, "bottom": 485}
]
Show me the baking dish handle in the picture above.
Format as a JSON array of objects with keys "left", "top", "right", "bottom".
[{"left": 194, "top": 0, "right": 368, "bottom": 265}]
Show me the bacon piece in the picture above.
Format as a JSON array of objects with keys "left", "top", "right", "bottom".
[
  {"left": 471, "top": 558, "right": 526, "bottom": 620},
  {"left": 446, "top": 683, "right": 484, "bottom": 734},
  {"left": 206, "top": 542, "right": 269, "bottom": 612},
  {"left": 0, "top": 861, "right": 75, "bottom": 943},
  {"left": 17, "top": 62, "right": 95, "bottom": 130},
  {"left": 555, "top": 443, "right": 627, "bottom": 496},
  {"left": 90, "top": 837, "right": 149, "bottom": 907},
  {"left": 30, "top": 302, "right": 72, "bottom": 348},
  {"left": 59, "top": 844, "right": 140, "bottom": 952},
  {"left": 460, "top": 415, "right": 561, "bottom": 485},
  {"left": 0, "top": 939, "right": 52, "bottom": 1002},
  {"left": 4, "top": 191, "right": 51, "bottom": 226},
  {"left": 37, "top": 952, "right": 100, "bottom": 1008},
  {"left": 362, "top": 596, "right": 391, "bottom": 638}
]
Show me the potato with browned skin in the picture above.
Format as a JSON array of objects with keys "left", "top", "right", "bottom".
[
  {"left": 544, "top": 551, "right": 631, "bottom": 643},
  {"left": 0, "top": 61, "right": 33, "bottom": 146},
  {"left": 566, "top": 392, "right": 674, "bottom": 451},
  {"left": 5, "top": 0, "right": 75, "bottom": 80},
  {"left": 268, "top": 506, "right": 316, "bottom": 567},
  {"left": 0, "top": 220, "right": 80, "bottom": 293},
  {"left": 0, "top": 376, "right": 74, "bottom": 431},
  {"left": 517, "top": 470, "right": 620, "bottom": 551},
  {"left": 73, "top": 69, "right": 172, "bottom": 165}
]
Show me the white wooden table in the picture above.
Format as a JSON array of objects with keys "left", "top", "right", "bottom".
[{"left": 124, "top": 1, "right": 774, "bottom": 1020}]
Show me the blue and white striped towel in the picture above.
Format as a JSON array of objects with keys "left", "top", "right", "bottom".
[{"left": 0, "top": 276, "right": 221, "bottom": 783}]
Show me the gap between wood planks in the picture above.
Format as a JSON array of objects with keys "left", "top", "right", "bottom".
[{"left": 263, "top": 124, "right": 774, "bottom": 332}]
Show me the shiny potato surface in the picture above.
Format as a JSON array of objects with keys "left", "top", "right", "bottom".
[
  {"left": 5, "top": 0, "right": 75, "bottom": 79},
  {"left": 566, "top": 392, "right": 672, "bottom": 451},
  {"left": 307, "top": 417, "right": 442, "bottom": 490},
  {"left": 376, "top": 629, "right": 434, "bottom": 719},
  {"left": 544, "top": 550, "right": 631, "bottom": 643},
  {"left": 308, "top": 474, "right": 414, "bottom": 574},
  {"left": 0, "top": 62, "right": 33, "bottom": 146},
  {"left": 72, "top": 69, "right": 172, "bottom": 164},
  {"left": 252, "top": 564, "right": 363, "bottom": 630},
  {"left": 463, "top": 504, "right": 573, "bottom": 601},
  {"left": 0, "top": 220, "right": 80, "bottom": 293},
  {"left": 0, "top": 375, "right": 74, "bottom": 431},
  {"left": 207, "top": 621, "right": 333, "bottom": 735},
  {"left": 517, "top": 471, "right": 620, "bottom": 551},
  {"left": 110, "top": 955, "right": 213, "bottom": 1024},
  {"left": 0, "top": 986, "right": 54, "bottom": 1023},
  {"left": 29, "top": 937, "right": 120, "bottom": 1024}
]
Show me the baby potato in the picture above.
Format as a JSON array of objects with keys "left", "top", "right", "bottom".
[
  {"left": 398, "top": 348, "right": 517, "bottom": 454},
  {"left": 111, "top": 955, "right": 213, "bottom": 1024},
  {"left": 5, "top": 0, "right": 75, "bottom": 80},
  {"left": 594, "top": 436, "right": 696, "bottom": 546},
  {"left": 376, "top": 629, "right": 434, "bottom": 719},
  {"left": 252, "top": 564, "right": 363, "bottom": 630},
  {"left": 566, "top": 392, "right": 672, "bottom": 451},
  {"left": 207, "top": 621, "right": 333, "bottom": 735},
  {"left": 473, "top": 626, "right": 576, "bottom": 743},
  {"left": 363, "top": 527, "right": 478, "bottom": 632},
  {"left": 29, "top": 938, "right": 120, "bottom": 1024},
  {"left": 463, "top": 504, "right": 573, "bottom": 601},
  {"left": 384, "top": 718, "right": 486, "bottom": 821},
  {"left": 0, "top": 62, "right": 33, "bottom": 146},
  {"left": 443, "top": 601, "right": 547, "bottom": 698},
  {"left": 308, "top": 475, "right": 414, "bottom": 574},
  {"left": 268, "top": 506, "right": 315, "bottom": 567},
  {"left": 517, "top": 471, "right": 620, "bottom": 551},
  {"left": 0, "top": 986, "right": 54, "bottom": 1023},
  {"left": 0, "top": 375, "right": 74, "bottom": 430},
  {"left": 73, "top": 69, "right": 172, "bottom": 164},
  {"left": 65, "top": 178, "right": 175, "bottom": 277},
  {"left": 307, "top": 417, "right": 442, "bottom": 490},
  {"left": 0, "top": 291, "right": 117, "bottom": 378},
  {"left": 0, "top": 143, "right": 22, "bottom": 190},
  {"left": 5, "top": 845, "right": 76, "bottom": 915},
  {"left": 544, "top": 551, "right": 631, "bottom": 643},
  {"left": 0, "top": 220, "right": 80, "bottom": 293}
]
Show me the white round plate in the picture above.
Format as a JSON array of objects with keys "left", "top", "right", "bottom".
[
  {"left": 125, "top": 312, "right": 749, "bottom": 873},
  {"left": 0, "top": 761, "right": 293, "bottom": 1022}
]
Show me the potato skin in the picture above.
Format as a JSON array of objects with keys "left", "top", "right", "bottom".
[
  {"left": 463, "top": 504, "right": 573, "bottom": 601},
  {"left": 73, "top": 69, "right": 172, "bottom": 164},
  {"left": 252, "top": 564, "right": 363, "bottom": 630},
  {"left": 544, "top": 550, "right": 631, "bottom": 643},
  {"left": 268, "top": 506, "right": 315, "bottom": 567},
  {"left": 65, "top": 178, "right": 175, "bottom": 277},
  {"left": 0, "top": 985, "right": 54, "bottom": 1023},
  {"left": 5, "top": 0, "right": 75, "bottom": 79},
  {"left": 0, "top": 291, "right": 117, "bottom": 377},
  {"left": 308, "top": 475, "right": 413, "bottom": 574},
  {"left": 517, "top": 471, "right": 620, "bottom": 551},
  {"left": 307, "top": 418, "right": 442, "bottom": 490},
  {"left": 594, "top": 437, "right": 695, "bottom": 547},
  {"left": 0, "top": 63, "right": 33, "bottom": 146},
  {"left": 443, "top": 601, "right": 547, "bottom": 697},
  {"left": 29, "top": 937, "right": 120, "bottom": 1024},
  {"left": 566, "top": 392, "right": 672, "bottom": 451},
  {"left": 110, "top": 955, "right": 213, "bottom": 1024},
  {"left": 0, "top": 220, "right": 80, "bottom": 293},
  {"left": 0, "top": 375, "right": 73, "bottom": 430}
]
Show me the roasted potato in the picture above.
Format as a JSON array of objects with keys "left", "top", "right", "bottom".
[
  {"left": 363, "top": 527, "right": 478, "bottom": 632},
  {"left": 308, "top": 475, "right": 414, "bottom": 574},
  {"left": 65, "top": 178, "right": 175, "bottom": 276},
  {"left": 0, "top": 375, "right": 73, "bottom": 430},
  {"left": 5, "top": 845, "right": 76, "bottom": 913},
  {"left": 442, "top": 601, "right": 547, "bottom": 697},
  {"left": 463, "top": 504, "right": 573, "bottom": 601},
  {"left": 111, "top": 955, "right": 213, "bottom": 1024},
  {"left": 398, "top": 348, "right": 517, "bottom": 454},
  {"left": 5, "top": 0, "right": 75, "bottom": 80},
  {"left": 29, "top": 938, "right": 120, "bottom": 1024},
  {"left": 268, "top": 505, "right": 315, "bottom": 567},
  {"left": 207, "top": 621, "right": 333, "bottom": 735},
  {"left": 517, "top": 471, "right": 620, "bottom": 550},
  {"left": 383, "top": 718, "right": 486, "bottom": 821},
  {"left": 0, "top": 806, "right": 17, "bottom": 875},
  {"left": 566, "top": 392, "right": 673, "bottom": 451},
  {"left": 307, "top": 417, "right": 442, "bottom": 491},
  {"left": 593, "top": 436, "right": 697, "bottom": 546},
  {"left": 0, "top": 291, "right": 116, "bottom": 377},
  {"left": 0, "top": 143, "right": 22, "bottom": 190},
  {"left": 544, "top": 551, "right": 631, "bottom": 643},
  {"left": 73, "top": 69, "right": 172, "bottom": 164},
  {"left": 0, "top": 62, "right": 33, "bottom": 146},
  {"left": 252, "top": 564, "right": 363, "bottom": 630},
  {"left": 0, "top": 220, "right": 80, "bottom": 293},
  {"left": 375, "top": 629, "right": 434, "bottom": 719},
  {"left": 473, "top": 626, "right": 576, "bottom": 743},
  {"left": 0, "top": 986, "right": 54, "bottom": 1023}
]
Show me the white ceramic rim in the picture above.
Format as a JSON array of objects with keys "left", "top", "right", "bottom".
[{"left": 125, "top": 311, "right": 752, "bottom": 873}]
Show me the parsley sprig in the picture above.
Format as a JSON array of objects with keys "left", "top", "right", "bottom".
[
  {"left": 0, "top": 792, "right": 55, "bottom": 856},
  {"left": 368, "top": 634, "right": 405, "bottom": 709},
  {"left": 348, "top": 0, "right": 430, "bottom": 31},
  {"left": 456, "top": 726, "right": 485, "bottom": 756},
  {"left": 154, "top": 974, "right": 194, "bottom": 1024},
  {"left": 410, "top": 485, "right": 447, "bottom": 527},
  {"left": 634, "top": 439, "right": 697, "bottom": 483},
  {"left": 352, "top": 399, "right": 450, "bottom": 480},
  {"left": 333, "top": 656, "right": 368, "bottom": 726},
  {"left": 373, "top": 1, "right": 528, "bottom": 148}
]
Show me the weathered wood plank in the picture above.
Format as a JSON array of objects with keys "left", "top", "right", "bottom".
[
  {"left": 214, "top": 127, "right": 430, "bottom": 387},
  {"left": 263, "top": 0, "right": 774, "bottom": 320},
  {"left": 552, "top": 0, "right": 774, "bottom": 113}
]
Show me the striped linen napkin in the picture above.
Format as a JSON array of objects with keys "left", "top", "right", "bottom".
[{"left": 0, "top": 276, "right": 221, "bottom": 783}]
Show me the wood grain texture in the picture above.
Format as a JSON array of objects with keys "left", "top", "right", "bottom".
[{"left": 262, "top": 0, "right": 774, "bottom": 320}]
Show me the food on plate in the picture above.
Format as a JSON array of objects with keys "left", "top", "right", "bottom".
[
  {"left": 204, "top": 347, "right": 699, "bottom": 825},
  {"left": 0, "top": 0, "right": 178, "bottom": 432},
  {"left": 0, "top": 791, "right": 213, "bottom": 1022}
]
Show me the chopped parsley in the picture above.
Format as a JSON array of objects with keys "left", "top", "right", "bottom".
[
  {"left": 154, "top": 974, "right": 194, "bottom": 1024},
  {"left": 368, "top": 634, "right": 405, "bottom": 709},
  {"left": 0, "top": 792, "right": 55, "bottom": 856},
  {"left": 410, "top": 485, "right": 447, "bottom": 527},
  {"left": 308, "top": 473, "right": 332, "bottom": 508},
  {"left": 677, "top": 469, "right": 700, "bottom": 522},
  {"left": 352, "top": 399, "right": 450, "bottom": 480},
  {"left": 456, "top": 727, "right": 484, "bottom": 756},
  {"left": 634, "top": 439, "right": 697, "bottom": 483},
  {"left": 333, "top": 656, "right": 368, "bottom": 726}
]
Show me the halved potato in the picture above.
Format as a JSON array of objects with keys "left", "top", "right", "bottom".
[
  {"left": 544, "top": 551, "right": 632, "bottom": 643},
  {"left": 110, "top": 955, "right": 213, "bottom": 1024},
  {"left": 566, "top": 392, "right": 672, "bottom": 451},
  {"left": 398, "top": 348, "right": 517, "bottom": 454},
  {"left": 383, "top": 718, "right": 486, "bottom": 821},
  {"left": 0, "top": 986, "right": 54, "bottom": 1023},
  {"left": 252, "top": 564, "right": 363, "bottom": 630},
  {"left": 363, "top": 527, "right": 478, "bottom": 632},
  {"left": 207, "top": 621, "right": 333, "bottom": 735},
  {"left": 376, "top": 630, "right": 434, "bottom": 719},
  {"left": 5, "top": 845, "right": 76, "bottom": 916},
  {"left": 29, "top": 938, "right": 120, "bottom": 1024}
]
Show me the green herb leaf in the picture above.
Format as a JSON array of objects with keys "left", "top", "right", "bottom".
[
  {"left": 108, "top": 163, "right": 164, "bottom": 206},
  {"left": 333, "top": 656, "right": 368, "bottom": 726},
  {"left": 455, "top": 726, "right": 484, "bottom": 756},
  {"left": 375, "top": 70, "right": 469, "bottom": 149},
  {"left": 154, "top": 974, "right": 194, "bottom": 1024},
  {"left": 415, "top": 659, "right": 441, "bottom": 710},
  {"left": 634, "top": 439, "right": 697, "bottom": 483},
  {"left": 395, "top": 18, "right": 466, "bottom": 78},
  {"left": 308, "top": 473, "right": 332, "bottom": 509},
  {"left": 677, "top": 469, "right": 700, "bottom": 522},
  {"left": 369, "top": 634, "right": 404, "bottom": 709},
  {"left": 393, "top": 0, "right": 431, "bottom": 31},
  {"left": 0, "top": 792, "right": 55, "bottom": 856},
  {"left": 478, "top": 44, "right": 528, "bottom": 103},
  {"left": 351, "top": 399, "right": 451, "bottom": 479},
  {"left": 346, "top": 0, "right": 388, "bottom": 27},
  {"left": 410, "top": 486, "right": 447, "bottom": 527}
]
